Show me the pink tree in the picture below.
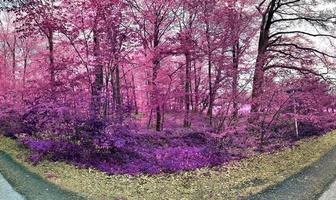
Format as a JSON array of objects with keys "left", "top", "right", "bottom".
[{"left": 126, "top": 0, "right": 179, "bottom": 131}]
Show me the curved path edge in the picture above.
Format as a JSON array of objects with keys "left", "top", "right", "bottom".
[
  {"left": 0, "top": 151, "right": 85, "bottom": 200},
  {"left": 319, "top": 179, "right": 336, "bottom": 200},
  {"left": 0, "top": 172, "right": 25, "bottom": 200},
  {"left": 246, "top": 146, "right": 336, "bottom": 200}
]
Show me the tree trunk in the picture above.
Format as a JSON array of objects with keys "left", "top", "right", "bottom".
[
  {"left": 183, "top": 52, "right": 192, "bottom": 127},
  {"left": 91, "top": 29, "right": 104, "bottom": 122},
  {"left": 122, "top": 67, "right": 130, "bottom": 106},
  {"left": 131, "top": 74, "right": 139, "bottom": 115},
  {"left": 206, "top": 22, "right": 213, "bottom": 126},
  {"left": 251, "top": 55, "right": 265, "bottom": 113},
  {"left": 11, "top": 36, "right": 16, "bottom": 80},
  {"left": 193, "top": 60, "right": 200, "bottom": 112},
  {"left": 115, "top": 65, "right": 122, "bottom": 123},
  {"left": 22, "top": 50, "right": 28, "bottom": 101},
  {"left": 251, "top": 0, "right": 276, "bottom": 112},
  {"left": 48, "top": 29, "right": 56, "bottom": 90},
  {"left": 153, "top": 20, "right": 162, "bottom": 131},
  {"left": 155, "top": 105, "right": 162, "bottom": 131},
  {"left": 232, "top": 42, "right": 239, "bottom": 121},
  {"left": 103, "top": 69, "right": 110, "bottom": 119},
  {"left": 153, "top": 60, "right": 162, "bottom": 131}
]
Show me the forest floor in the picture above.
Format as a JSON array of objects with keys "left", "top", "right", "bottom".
[{"left": 1, "top": 131, "right": 336, "bottom": 200}]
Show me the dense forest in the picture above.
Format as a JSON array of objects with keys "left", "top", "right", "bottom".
[{"left": 0, "top": 0, "right": 336, "bottom": 174}]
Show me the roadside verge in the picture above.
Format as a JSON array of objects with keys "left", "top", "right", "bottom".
[
  {"left": 0, "top": 151, "right": 85, "bottom": 200},
  {"left": 1, "top": 131, "right": 336, "bottom": 200},
  {"left": 247, "top": 142, "right": 336, "bottom": 200}
]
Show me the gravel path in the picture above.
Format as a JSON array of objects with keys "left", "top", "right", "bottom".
[
  {"left": 0, "top": 173, "right": 25, "bottom": 200},
  {"left": 319, "top": 180, "right": 336, "bottom": 200},
  {"left": 247, "top": 147, "right": 336, "bottom": 200}
]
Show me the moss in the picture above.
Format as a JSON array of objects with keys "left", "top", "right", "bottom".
[{"left": 1, "top": 131, "right": 336, "bottom": 200}]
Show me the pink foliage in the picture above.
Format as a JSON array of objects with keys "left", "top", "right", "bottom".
[{"left": 0, "top": 0, "right": 335, "bottom": 174}]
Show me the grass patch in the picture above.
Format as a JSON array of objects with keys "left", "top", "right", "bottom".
[{"left": 1, "top": 131, "right": 336, "bottom": 200}]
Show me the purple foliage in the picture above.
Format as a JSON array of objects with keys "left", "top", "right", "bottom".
[
  {"left": 14, "top": 124, "right": 255, "bottom": 175},
  {"left": 0, "top": 78, "right": 335, "bottom": 175}
]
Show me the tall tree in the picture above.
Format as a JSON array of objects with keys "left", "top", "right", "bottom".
[
  {"left": 251, "top": 0, "right": 336, "bottom": 113},
  {"left": 127, "top": 0, "right": 178, "bottom": 131}
]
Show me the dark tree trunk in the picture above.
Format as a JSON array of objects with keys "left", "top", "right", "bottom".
[
  {"left": 251, "top": 0, "right": 276, "bottom": 112},
  {"left": 91, "top": 29, "right": 104, "bottom": 122},
  {"left": 103, "top": 70, "right": 110, "bottom": 119},
  {"left": 115, "top": 65, "right": 122, "bottom": 123},
  {"left": 131, "top": 74, "right": 139, "bottom": 115},
  {"left": 193, "top": 60, "right": 200, "bottom": 112},
  {"left": 153, "top": 59, "right": 162, "bottom": 131},
  {"left": 183, "top": 52, "right": 192, "bottom": 127},
  {"left": 11, "top": 36, "right": 16, "bottom": 80},
  {"left": 47, "top": 29, "right": 56, "bottom": 90},
  {"left": 232, "top": 42, "right": 240, "bottom": 121},
  {"left": 155, "top": 105, "right": 162, "bottom": 131},
  {"left": 206, "top": 22, "right": 213, "bottom": 126},
  {"left": 22, "top": 49, "right": 28, "bottom": 101},
  {"left": 251, "top": 55, "right": 266, "bottom": 113},
  {"left": 153, "top": 20, "right": 162, "bottom": 131}
]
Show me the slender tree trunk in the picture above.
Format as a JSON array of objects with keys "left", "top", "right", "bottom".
[
  {"left": 115, "top": 65, "right": 122, "bottom": 123},
  {"left": 48, "top": 29, "right": 56, "bottom": 90},
  {"left": 103, "top": 69, "right": 110, "bottom": 119},
  {"left": 147, "top": 108, "right": 153, "bottom": 128},
  {"left": 131, "top": 74, "right": 139, "bottom": 115},
  {"left": 206, "top": 23, "right": 213, "bottom": 126},
  {"left": 155, "top": 105, "right": 162, "bottom": 131},
  {"left": 11, "top": 36, "right": 16, "bottom": 80},
  {"left": 189, "top": 82, "right": 193, "bottom": 111},
  {"left": 232, "top": 42, "right": 239, "bottom": 121},
  {"left": 183, "top": 52, "right": 191, "bottom": 127},
  {"left": 109, "top": 22, "right": 123, "bottom": 123},
  {"left": 91, "top": 29, "right": 104, "bottom": 122},
  {"left": 111, "top": 68, "right": 116, "bottom": 111},
  {"left": 193, "top": 61, "right": 200, "bottom": 112},
  {"left": 153, "top": 59, "right": 162, "bottom": 131},
  {"left": 0, "top": 42, "right": 6, "bottom": 80},
  {"left": 122, "top": 67, "right": 130, "bottom": 106},
  {"left": 153, "top": 20, "right": 162, "bottom": 131},
  {"left": 22, "top": 51, "right": 28, "bottom": 101}
]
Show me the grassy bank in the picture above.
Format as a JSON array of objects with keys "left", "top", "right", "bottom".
[{"left": 1, "top": 131, "right": 336, "bottom": 200}]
